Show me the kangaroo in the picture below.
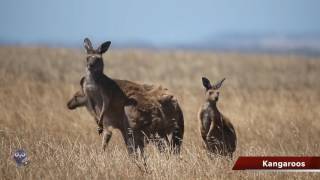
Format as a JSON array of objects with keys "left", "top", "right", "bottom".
[
  {"left": 81, "top": 38, "right": 184, "bottom": 154},
  {"left": 198, "top": 77, "right": 236, "bottom": 157}
]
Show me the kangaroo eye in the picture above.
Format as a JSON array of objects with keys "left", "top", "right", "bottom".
[{"left": 209, "top": 91, "right": 213, "bottom": 95}]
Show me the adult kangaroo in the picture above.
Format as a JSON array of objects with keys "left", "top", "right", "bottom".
[
  {"left": 81, "top": 38, "right": 184, "bottom": 155},
  {"left": 198, "top": 77, "right": 236, "bottom": 158}
]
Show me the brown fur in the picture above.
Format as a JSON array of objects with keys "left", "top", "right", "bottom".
[
  {"left": 67, "top": 78, "right": 182, "bottom": 140},
  {"left": 198, "top": 77, "right": 236, "bottom": 157},
  {"left": 71, "top": 38, "right": 184, "bottom": 155}
]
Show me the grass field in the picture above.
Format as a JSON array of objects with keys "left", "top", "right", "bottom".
[{"left": 0, "top": 46, "right": 320, "bottom": 179}]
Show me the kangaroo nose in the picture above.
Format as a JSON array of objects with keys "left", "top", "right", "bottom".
[{"left": 88, "top": 63, "right": 94, "bottom": 68}]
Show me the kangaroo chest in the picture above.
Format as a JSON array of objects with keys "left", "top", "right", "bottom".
[
  {"left": 84, "top": 74, "right": 103, "bottom": 109},
  {"left": 201, "top": 103, "right": 223, "bottom": 130}
]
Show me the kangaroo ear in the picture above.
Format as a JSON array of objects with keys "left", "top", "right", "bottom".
[
  {"left": 84, "top": 38, "right": 94, "bottom": 53},
  {"left": 80, "top": 77, "right": 85, "bottom": 87},
  {"left": 213, "top": 78, "right": 226, "bottom": 90},
  {"left": 202, "top": 77, "right": 212, "bottom": 90},
  {"left": 97, "top": 41, "right": 111, "bottom": 54}
]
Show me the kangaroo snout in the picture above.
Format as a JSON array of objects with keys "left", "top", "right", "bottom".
[
  {"left": 88, "top": 63, "right": 94, "bottom": 69},
  {"left": 67, "top": 100, "right": 76, "bottom": 110}
]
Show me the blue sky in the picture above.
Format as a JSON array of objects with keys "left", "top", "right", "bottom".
[{"left": 0, "top": 0, "right": 319, "bottom": 46}]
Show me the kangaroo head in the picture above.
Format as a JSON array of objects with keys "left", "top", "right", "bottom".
[
  {"left": 202, "top": 77, "right": 225, "bottom": 103},
  {"left": 67, "top": 91, "right": 87, "bottom": 110},
  {"left": 83, "top": 38, "right": 111, "bottom": 75},
  {"left": 67, "top": 77, "right": 87, "bottom": 110}
]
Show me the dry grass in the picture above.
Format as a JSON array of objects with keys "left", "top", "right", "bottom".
[{"left": 0, "top": 46, "right": 320, "bottom": 179}]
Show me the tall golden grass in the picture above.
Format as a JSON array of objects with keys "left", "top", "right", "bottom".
[{"left": 0, "top": 46, "right": 319, "bottom": 179}]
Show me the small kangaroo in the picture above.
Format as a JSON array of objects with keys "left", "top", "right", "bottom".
[
  {"left": 81, "top": 38, "right": 184, "bottom": 154},
  {"left": 198, "top": 77, "right": 236, "bottom": 157}
]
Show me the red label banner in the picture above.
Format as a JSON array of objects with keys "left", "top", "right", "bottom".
[{"left": 233, "top": 156, "right": 320, "bottom": 171}]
